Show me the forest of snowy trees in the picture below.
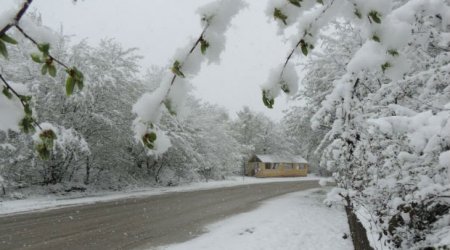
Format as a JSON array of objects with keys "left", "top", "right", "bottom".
[
  {"left": 0, "top": 32, "right": 296, "bottom": 190},
  {"left": 1, "top": 0, "right": 450, "bottom": 249},
  {"left": 0, "top": 13, "right": 299, "bottom": 190}
]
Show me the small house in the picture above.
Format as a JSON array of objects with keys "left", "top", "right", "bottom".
[{"left": 245, "top": 154, "right": 308, "bottom": 178}]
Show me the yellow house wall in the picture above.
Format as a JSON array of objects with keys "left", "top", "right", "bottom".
[{"left": 255, "top": 162, "right": 308, "bottom": 178}]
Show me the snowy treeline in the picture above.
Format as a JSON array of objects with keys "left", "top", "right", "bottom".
[
  {"left": 267, "top": 0, "right": 450, "bottom": 248},
  {"left": 0, "top": 15, "right": 296, "bottom": 194},
  {"left": 0, "top": 17, "right": 297, "bottom": 193}
]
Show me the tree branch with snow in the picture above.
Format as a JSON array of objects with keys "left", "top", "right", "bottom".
[
  {"left": 0, "top": 0, "right": 85, "bottom": 159},
  {"left": 132, "top": 0, "right": 246, "bottom": 156}
]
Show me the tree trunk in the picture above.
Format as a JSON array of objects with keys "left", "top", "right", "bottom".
[
  {"left": 84, "top": 156, "right": 90, "bottom": 185},
  {"left": 344, "top": 196, "right": 373, "bottom": 250},
  {"left": 155, "top": 162, "right": 164, "bottom": 183}
]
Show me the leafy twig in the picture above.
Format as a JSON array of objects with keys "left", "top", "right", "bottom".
[
  {"left": 279, "top": 0, "right": 336, "bottom": 78},
  {"left": 14, "top": 24, "right": 70, "bottom": 69},
  {"left": 0, "top": 73, "right": 41, "bottom": 130},
  {"left": 168, "top": 23, "right": 210, "bottom": 88}
]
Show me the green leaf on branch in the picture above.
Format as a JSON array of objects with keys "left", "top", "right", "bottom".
[
  {"left": 2, "top": 86, "right": 12, "bottom": 99},
  {"left": 273, "top": 8, "right": 288, "bottom": 25},
  {"left": 65, "top": 67, "right": 84, "bottom": 95},
  {"left": 302, "top": 45, "right": 308, "bottom": 56},
  {"left": 381, "top": 62, "right": 391, "bottom": 73},
  {"left": 281, "top": 82, "right": 290, "bottom": 94},
  {"left": 0, "top": 35, "right": 17, "bottom": 59},
  {"left": 23, "top": 103, "right": 32, "bottom": 116},
  {"left": 387, "top": 49, "right": 399, "bottom": 57},
  {"left": 19, "top": 95, "right": 32, "bottom": 102},
  {"left": 66, "top": 76, "right": 75, "bottom": 96},
  {"left": 40, "top": 129, "right": 57, "bottom": 140},
  {"left": 147, "top": 132, "right": 157, "bottom": 142},
  {"left": 31, "top": 53, "right": 43, "bottom": 63},
  {"left": 372, "top": 34, "right": 381, "bottom": 42},
  {"left": 39, "top": 129, "right": 57, "bottom": 149},
  {"left": 41, "top": 64, "right": 48, "bottom": 75},
  {"left": 142, "top": 132, "right": 157, "bottom": 149},
  {"left": 19, "top": 95, "right": 33, "bottom": 116},
  {"left": 76, "top": 78, "right": 84, "bottom": 90},
  {"left": 300, "top": 39, "right": 308, "bottom": 56},
  {"left": 0, "top": 34, "right": 18, "bottom": 44},
  {"left": 354, "top": 9, "right": 362, "bottom": 19},
  {"left": 38, "top": 43, "right": 50, "bottom": 56},
  {"left": 171, "top": 60, "right": 185, "bottom": 78},
  {"left": 262, "top": 90, "right": 275, "bottom": 109},
  {"left": 48, "top": 64, "right": 57, "bottom": 77},
  {"left": 288, "top": 0, "right": 302, "bottom": 7},
  {"left": 19, "top": 115, "right": 35, "bottom": 133},
  {"left": 74, "top": 67, "right": 84, "bottom": 90},
  {"left": 163, "top": 99, "right": 177, "bottom": 116},
  {"left": 200, "top": 38, "right": 209, "bottom": 55},
  {"left": 0, "top": 41, "right": 8, "bottom": 59},
  {"left": 36, "top": 129, "right": 57, "bottom": 160},
  {"left": 36, "top": 143, "right": 51, "bottom": 160},
  {"left": 368, "top": 10, "right": 381, "bottom": 23}
]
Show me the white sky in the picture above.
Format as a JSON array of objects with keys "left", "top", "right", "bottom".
[{"left": 9, "top": 0, "right": 306, "bottom": 120}]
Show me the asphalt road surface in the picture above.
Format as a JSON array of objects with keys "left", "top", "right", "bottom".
[{"left": 0, "top": 180, "right": 320, "bottom": 250}]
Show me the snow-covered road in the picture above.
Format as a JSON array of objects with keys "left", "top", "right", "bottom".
[
  {"left": 160, "top": 188, "right": 352, "bottom": 250},
  {"left": 0, "top": 180, "right": 326, "bottom": 250},
  {"left": 0, "top": 176, "right": 323, "bottom": 216}
]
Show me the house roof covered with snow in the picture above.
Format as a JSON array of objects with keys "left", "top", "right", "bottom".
[{"left": 252, "top": 154, "right": 308, "bottom": 164}]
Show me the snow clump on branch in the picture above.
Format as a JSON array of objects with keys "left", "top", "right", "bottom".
[{"left": 132, "top": 0, "right": 245, "bottom": 156}]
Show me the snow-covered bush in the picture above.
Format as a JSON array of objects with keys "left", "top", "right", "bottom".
[{"left": 33, "top": 123, "right": 89, "bottom": 184}]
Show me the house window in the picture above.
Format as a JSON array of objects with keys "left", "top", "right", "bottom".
[
  {"left": 265, "top": 163, "right": 271, "bottom": 170},
  {"left": 284, "top": 163, "right": 293, "bottom": 169}
]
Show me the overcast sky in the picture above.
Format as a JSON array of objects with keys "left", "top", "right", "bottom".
[{"left": 15, "top": 0, "right": 306, "bottom": 120}]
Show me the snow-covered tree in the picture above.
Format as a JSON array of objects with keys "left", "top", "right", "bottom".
[
  {"left": 265, "top": 0, "right": 450, "bottom": 247},
  {"left": 233, "top": 106, "right": 293, "bottom": 156}
]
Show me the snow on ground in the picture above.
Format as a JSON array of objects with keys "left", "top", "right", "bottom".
[
  {"left": 158, "top": 188, "right": 352, "bottom": 250},
  {"left": 0, "top": 175, "right": 323, "bottom": 216}
]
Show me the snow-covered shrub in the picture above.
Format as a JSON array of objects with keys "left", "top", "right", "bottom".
[{"left": 33, "top": 123, "right": 89, "bottom": 185}]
